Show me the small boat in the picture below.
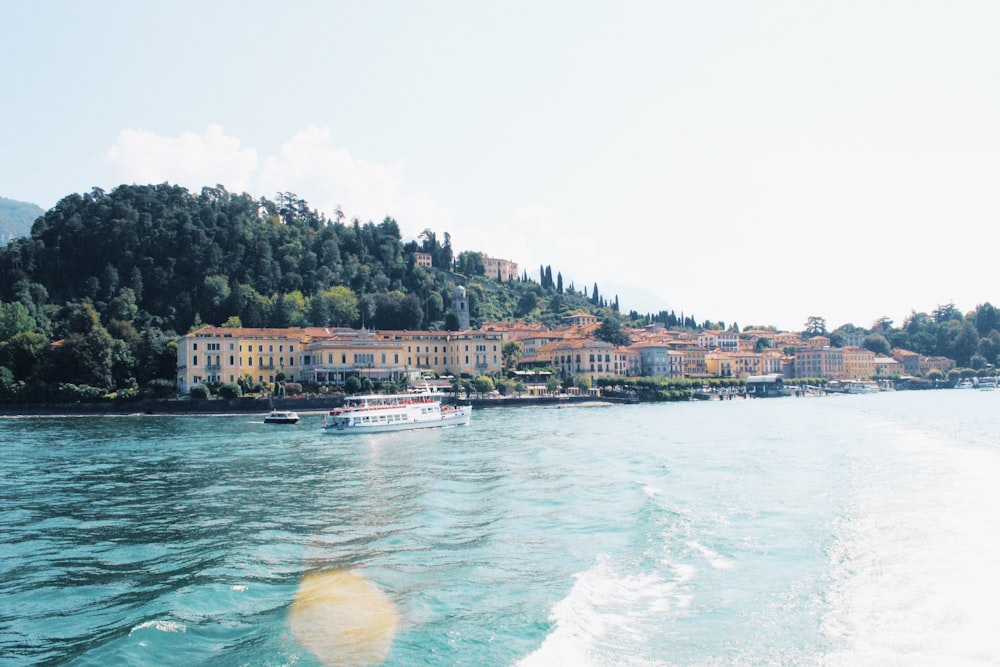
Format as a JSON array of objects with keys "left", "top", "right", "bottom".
[
  {"left": 843, "top": 380, "right": 880, "bottom": 394},
  {"left": 264, "top": 409, "right": 300, "bottom": 424},
  {"left": 323, "top": 389, "right": 471, "bottom": 434}
]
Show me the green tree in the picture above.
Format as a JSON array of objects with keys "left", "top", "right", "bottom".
[
  {"left": 274, "top": 291, "right": 307, "bottom": 327},
  {"left": 0, "top": 331, "right": 49, "bottom": 380},
  {"left": 975, "top": 302, "right": 999, "bottom": 337},
  {"left": 933, "top": 302, "right": 962, "bottom": 323},
  {"left": 0, "top": 301, "right": 36, "bottom": 339},
  {"left": 804, "top": 315, "right": 827, "bottom": 337},
  {"left": 502, "top": 340, "right": 522, "bottom": 370},
  {"left": 595, "top": 318, "right": 631, "bottom": 347},
  {"left": 217, "top": 382, "right": 242, "bottom": 400},
  {"left": 952, "top": 321, "right": 979, "bottom": 367},
  {"left": 0, "top": 365, "right": 18, "bottom": 399},
  {"left": 977, "top": 337, "right": 998, "bottom": 366},
  {"left": 862, "top": 334, "right": 892, "bottom": 356},
  {"left": 325, "top": 286, "right": 359, "bottom": 326},
  {"left": 40, "top": 302, "right": 134, "bottom": 393},
  {"left": 473, "top": 375, "right": 495, "bottom": 396}
]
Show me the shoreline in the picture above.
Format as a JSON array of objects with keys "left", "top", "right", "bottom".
[{"left": 0, "top": 393, "right": 629, "bottom": 418}]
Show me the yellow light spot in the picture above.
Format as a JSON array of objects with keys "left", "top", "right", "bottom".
[{"left": 288, "top": 569, "right": 399, "bottom": 666}]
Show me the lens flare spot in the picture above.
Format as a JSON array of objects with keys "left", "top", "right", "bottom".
[{"left": 288, "top": 569, "right": 399, "bottom": 666}]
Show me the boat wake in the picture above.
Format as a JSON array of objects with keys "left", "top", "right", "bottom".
[{"left": 517, "top": 554, "right": 686, "bottom": 667}]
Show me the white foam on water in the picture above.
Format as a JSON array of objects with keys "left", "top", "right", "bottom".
[
  {"left": 643, "top": 484, "right": 664, "bottom": 499},
  {"left": 128, "top": 620, "right": 186, "bottom": 636},
  {"left": 686, "top": 540, "right": 737, "bottom": 571},
  {"left": 821, "top": 427, "right": 1000, "bottom": 666},
  {"left": 231, "top": 584, "right": 247, "bottom": 591},
  {"left": 517, "top": 554, "right": 681, "bottom": 667}
]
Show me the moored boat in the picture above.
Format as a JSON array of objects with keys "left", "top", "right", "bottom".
[
  {"left": 264, "top": 409, "right": 300, "bottom": 424},
  {"left": 323, "top": 389, "right": 471, "bottom": 433}
]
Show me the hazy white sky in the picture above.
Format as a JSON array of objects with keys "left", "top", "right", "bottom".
[{"left": 3, "top": 1, "right": 999, "bottom": 331}]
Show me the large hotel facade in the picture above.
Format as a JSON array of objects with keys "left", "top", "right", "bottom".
[{"left": 176, "top": 326, "right": 504, "bottom": 394}]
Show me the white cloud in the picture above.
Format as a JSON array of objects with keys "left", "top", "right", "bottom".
[
  {"left": 107, "top": 124, "right": 456, "bottom": 239},
  {"left": 107, "top": 124, "right": 258, "bottom": 192}
]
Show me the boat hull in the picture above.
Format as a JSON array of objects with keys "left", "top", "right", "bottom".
[
  {"left": 323, "top": 406, "right": 471, "bottom": 434},
  {"left": 264, "top": 411, "right": 300, "bottom": 424}
]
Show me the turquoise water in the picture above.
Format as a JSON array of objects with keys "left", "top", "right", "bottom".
[{"left": 2, "top": 390, "right": 1000, "bottom": 666}]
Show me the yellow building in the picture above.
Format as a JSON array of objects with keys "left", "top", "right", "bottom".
[
  {"left": 176, "top": 326, "right": 327, "bottom": 393},
  {"left": 842, "top": 346, "right": 876, "bottom": 379},
  {"left": 375, "top": 330, "right": 505, "bottom": 377},
  {"left": 544, "top": 339, "right": 632, "bottom": 382},
  {"left": 306, "top": 330, "right": 408, "bottom": 385},
  {"left": 704, "top": 352, "right": 735, "bottom": 378},
  {"left": 673, "top": 344, "right": 707, "bottom": 376},
  {"left": 177, "top": 326, "right": 504, "bottom": 393}
]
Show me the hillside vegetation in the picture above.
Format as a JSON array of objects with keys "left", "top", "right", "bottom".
[
  {"left": 0, "top": 182, "right": 998, "bottom": 403},
  {"left": 0, "top": 184, "right": 617, "bottom": 401}
]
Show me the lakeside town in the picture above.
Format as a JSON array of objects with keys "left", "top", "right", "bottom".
[
  {"left": 3, "top": 187, "right": 991, "bottom": 408},
  {"left": 176, "top": 259, "right": 963, "bottom": 402}
]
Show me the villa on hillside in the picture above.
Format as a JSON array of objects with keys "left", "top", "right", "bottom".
[{"left": 482, "top": 255, "right": 519, "bottom": 282}]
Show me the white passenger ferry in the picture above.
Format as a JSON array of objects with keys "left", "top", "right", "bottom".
[{"left": 322, "top": 389, "right": 471, "bottom": 434}]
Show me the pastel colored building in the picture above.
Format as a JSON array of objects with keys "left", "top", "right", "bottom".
[
  {"left": 842, "top": 346, "right": 876, "bottom": 379},
  {"left": 792, "top": 346, "right": 844, "bottom": 379},
  {"left": 544, "top": 339, "right": 633, "bottom": 382},
  {"left": 697, "top": 330, "right": 739, "bottom": 352},
  {"left": 177, "top": 326, "right": 504, "bottom": 394},
  {"left": 482, "top": 255, "right": 519, "bottom": 282},
  {"left": 176, "top": 326, "right": 325, "bottom": 393},
  {"left": 633, "top": 342, "right": 685, "bottom": 378}
]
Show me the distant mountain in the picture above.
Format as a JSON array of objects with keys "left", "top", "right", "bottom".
[{"left": 0, "top": 196, "right": 44, "bottom": 244}]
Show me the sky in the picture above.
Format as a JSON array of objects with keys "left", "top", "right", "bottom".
[{"left": 3, "top": 1, "right": 999, "bottom": 332}]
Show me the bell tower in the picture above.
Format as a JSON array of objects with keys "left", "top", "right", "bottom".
[{"left": 451, "top": 285, "right": 470, "bottom": 330}]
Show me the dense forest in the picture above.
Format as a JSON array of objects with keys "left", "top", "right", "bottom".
[
  {"left": 0, "top": 182, "right": 998, "bottom": 403},
  {"left": 0, "top": 184, "right": 617, "bottom": 401}
]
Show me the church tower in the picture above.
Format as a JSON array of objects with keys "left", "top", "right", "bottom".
[{"left": 451, "top": 285, "right": 470, "bottom": 331}]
